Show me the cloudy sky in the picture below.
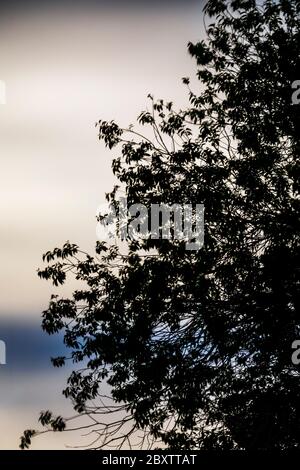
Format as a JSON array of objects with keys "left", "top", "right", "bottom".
[{"left": 0, "top": 0, "right": 204, "bottom": 449}]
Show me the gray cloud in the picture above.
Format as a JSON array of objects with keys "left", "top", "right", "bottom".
[{"left": 0, "top": 0, "right": 202, "bottom": 16}]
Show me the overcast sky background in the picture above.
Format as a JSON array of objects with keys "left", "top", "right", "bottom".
[{"left": 0, "top": 0, "right": 204, "bottom": 449}]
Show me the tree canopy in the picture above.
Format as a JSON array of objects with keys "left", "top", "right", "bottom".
[{"left": 21, "top": 0, "right": 300, "bottom": 450}]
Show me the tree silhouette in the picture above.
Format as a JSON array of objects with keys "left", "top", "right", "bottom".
[{"left": 21, "top": 0, "right": 300, "bottom": 450}]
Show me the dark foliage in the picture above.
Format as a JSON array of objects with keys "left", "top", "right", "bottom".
[{"left": 21, "top": 0, "right": 300, "bottom": 450}]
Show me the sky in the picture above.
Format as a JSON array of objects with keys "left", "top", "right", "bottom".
[{"left": 0, "top": 0, "right": 204, "bottom": 449}]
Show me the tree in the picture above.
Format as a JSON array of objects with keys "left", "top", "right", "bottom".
[{"left": 21, "top": 0, "right": 300, "bottom": 450}]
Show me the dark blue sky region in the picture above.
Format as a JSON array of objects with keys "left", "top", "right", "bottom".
[{"left": 0, "top": 318, "right": 66, "bottom": 373}]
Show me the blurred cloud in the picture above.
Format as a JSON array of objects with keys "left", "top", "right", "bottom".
[
  {"left": 0, "top": 0, "right": 204, "bottom": 449},
  {"left": 0, "top": 5, "right": 202, "bottom": 316}
]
